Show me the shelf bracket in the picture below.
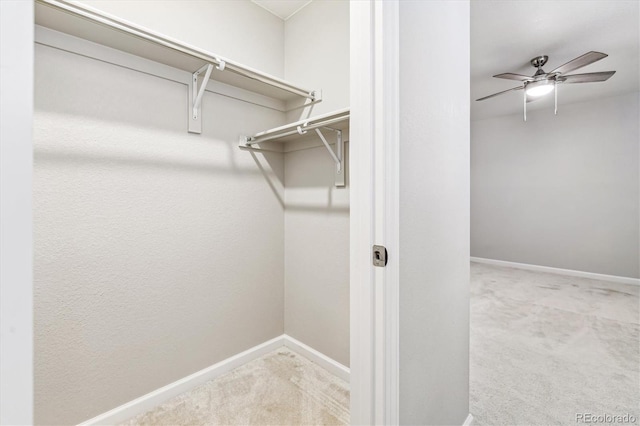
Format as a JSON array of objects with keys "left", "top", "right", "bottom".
[
  {"left": 314, "top": 127, "right": 345, "bottom": 187},
  {"left": 188, "top": 63, "right": 214, "bottom": 134},
  {"left": 238, "top": 125, "right": 346, "bottom": 187}
]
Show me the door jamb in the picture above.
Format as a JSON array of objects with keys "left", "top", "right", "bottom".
[{"left": 350, "top": 1, "right": 399, "bottom": 424}]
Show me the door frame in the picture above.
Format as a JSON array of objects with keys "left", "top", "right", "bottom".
[
  {"left": 0, "top": 1, "right": 35, "bottom": 424},
  {"left": 350, "top": 1, "right": 400, "bottom": 424}
]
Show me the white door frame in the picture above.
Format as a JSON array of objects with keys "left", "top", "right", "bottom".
[
  {"left": 0, "top": 1, "right": 35, "bottom": 424},
  {"left": 350, "top": 1, "right": 400, "bottom": 424}
]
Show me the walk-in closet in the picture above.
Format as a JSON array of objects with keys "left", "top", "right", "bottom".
[
  {"left": 33, "top": 0, "right": 350, "bottom": 423},
  {"left": 3, "top": 1, "right": 473, "bottom": 424}
]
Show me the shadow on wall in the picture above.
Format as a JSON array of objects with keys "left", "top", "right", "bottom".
[
  {"left": 249, "top": 142, "right": 349, "bottom": 214},
  {"left": 36, "top": 43, "right": 350, "bottom": 215},
  {"left": 35, "top": 147, "right": 263, "bottom": 178}
]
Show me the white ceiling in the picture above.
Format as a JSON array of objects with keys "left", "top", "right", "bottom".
[
  {"left": 471, "top": 0, "right": 639, "bottom": 121},
  {"left": 251, "top": 0, "right": 312, "bottom": 20}
]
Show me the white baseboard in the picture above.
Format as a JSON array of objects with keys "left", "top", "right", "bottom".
[
  {"left": 470, "top": 257, "right": 640, "bottom": 286},
  {"left": 463, "top": 413, "right": 474, "bottom": 426},
  {"left": 78, "top": 335, "right": 284, "bottom": 425},
  {"left": 78, "top": 334, "right": 350, "bottom": 425},
  {"left": 282, "top": 334, "right": 351, "bottom": 383}
]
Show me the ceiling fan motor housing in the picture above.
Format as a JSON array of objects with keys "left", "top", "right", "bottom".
[{"left": 528, "top": 55, "right": 552, "bottom": 89}]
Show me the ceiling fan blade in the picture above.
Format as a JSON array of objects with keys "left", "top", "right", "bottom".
[
  {"left": 558, "top": 71, "right": 616, "bottom": 84},
  {"left": 476, "top": 86, "right": 524, "bottom": 101},
  {"left": 550, "top": 51, "right": 608, "bottom": 75},
  {"left": 493, "top": 73, "right": 534, "bottom": 81}
]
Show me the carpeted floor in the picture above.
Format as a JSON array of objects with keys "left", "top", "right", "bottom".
[
  {"left": 470, "top": 262, "right": 639, "bottom": 425},
  {"left": 122, "top": 263, "right": 638, "bottom": 425},
  {"left": 121, "top": 348, "right": 349, "bottom": 426}
]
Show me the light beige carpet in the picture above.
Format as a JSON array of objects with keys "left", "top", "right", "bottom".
[
  {"left": 121, "top": 348, "right": 349, "bottom": 426},
  {"left": 470, "top": 262, "right": 639, "bottom": 425}
]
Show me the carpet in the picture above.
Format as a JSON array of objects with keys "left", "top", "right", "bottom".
[
  {"left": 121, "top": 348, "right": 349, "bottom": 425},
  {"left": 470, "top": 262, "right": 639, "bottom": 425}
]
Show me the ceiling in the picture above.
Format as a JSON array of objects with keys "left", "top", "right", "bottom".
[
  {"left": 251, "top": 0, "right": 312, "bottom": 20},
  {"left": 471, "top": 0, "right": 639, "bottom": 121}
]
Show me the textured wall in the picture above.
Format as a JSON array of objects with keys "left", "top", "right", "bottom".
[
  {"left": 76, "top": 0, "right": 284, "bottom": 77},
  {"left": 471, "top": 93, "right": 640, "bottom": 278},
  {"left": 34, "top": 20, "right": 286, "bottom": 426},
  {"left": 283, "top": 0, "right": 351, "bottom": 367},
  {"left": 399, "top": 1, "right": 471, "bottom": 424},
  {"left": 284, "top": 144, "right": 350, "bottom": 367},
  {"left": 284, "top": 0, "right": 350, "bottom": 120}
]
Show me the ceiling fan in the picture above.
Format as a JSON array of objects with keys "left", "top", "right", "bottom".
[{"left": 476, "top": 51, "right": 616, "bottom": 120}]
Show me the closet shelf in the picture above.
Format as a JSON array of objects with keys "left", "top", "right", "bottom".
[
  {"left": 34, "top": 0, "right": 320, "bottom": 133},
  {"left": 239, "top": 108, "right": 350, "bottom": 187},
  {"left": 239, "top": 108, "right": 350, "bottom": 146}
]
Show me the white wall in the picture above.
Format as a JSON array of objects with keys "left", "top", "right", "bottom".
[
  {"left": 471, "top": 93, "right": 640, "bottom": 279},
  {"left": 283, "top": 0, "right": 351, "bottom": 367},
  {"left": 34, "top": 2, "right": 286, "bottom": 424},
  {"left": 284, "top": 0, "right": 350, "bottom": 120},
  {"left": 76, "top": 0, "right": 284, "bottom": 77},
  {"left": 0, "top": 1, "right": 34, "bottom": 424},
  {"left": 399, "top": 1, "right": 470, "bottom": 424},
  {"left": 284, "top": 143, "right": 350, "bottom": 367}
]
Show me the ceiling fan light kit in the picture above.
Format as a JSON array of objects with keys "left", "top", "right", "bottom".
[
  {"left": 476, "top": 51, "right": 616, "bottom": 121},
  {"left": 525, "top": 80, "right": 554, "bottom": 97}
]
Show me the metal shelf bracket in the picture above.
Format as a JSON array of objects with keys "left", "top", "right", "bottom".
[
  {"left": 188, "top": 63, "right": 214, "bottom": 134},
  {"left": 238, "top": 108, "right": 349, "bottom": 187},
  {"left": 314, "top": 126, "right": 345, "bottom": 187},
  {"left": 239, "top": 124, "right": 345, "bottom": 187}
]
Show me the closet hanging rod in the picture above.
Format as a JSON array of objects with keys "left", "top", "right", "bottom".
[
  {"left": 245, "top": 116, "right": 349, "bottom": 145},
  {"left": 242, "top": 108, "right": 350, "bottom": 145},
  {"left": 35, "top": 0, "right": 317, "bottom": 100}
]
